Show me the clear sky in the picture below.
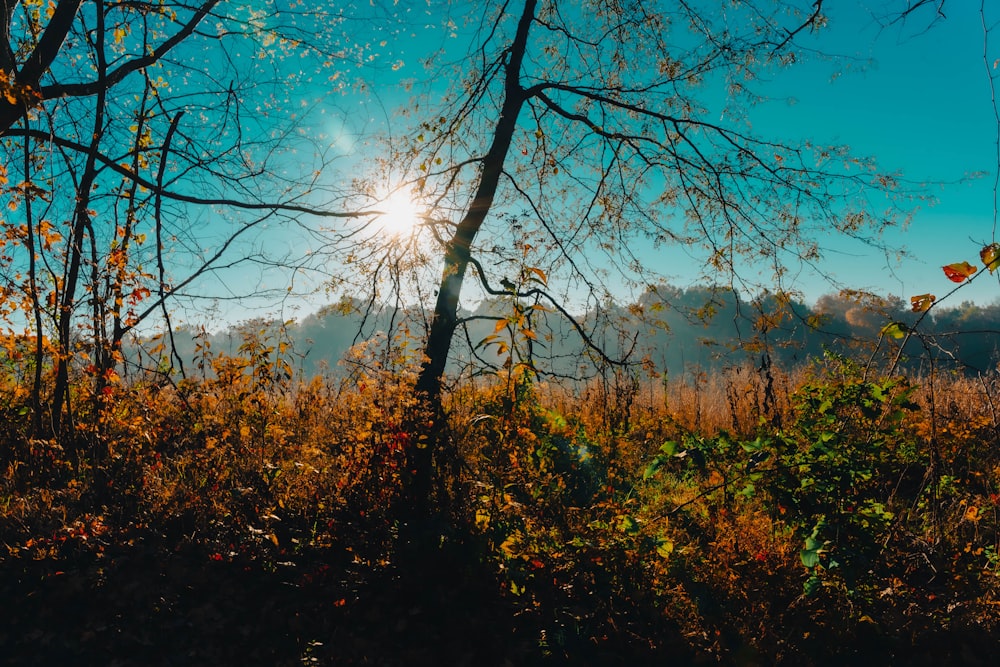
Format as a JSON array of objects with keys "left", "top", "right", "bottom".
[
  {"left": 188, "top": 0, "right": 1000, "bottom": 329},
  {"left": 369, "top": 1, "right": 996, "bottom": 304},
  {"left": 742, "top": 0, "right": 1000, "bottom": 306}
]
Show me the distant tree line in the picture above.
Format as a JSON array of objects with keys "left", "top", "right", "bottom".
[{"left": 138, "top": 285, "right": 1000, "bottom": 384}]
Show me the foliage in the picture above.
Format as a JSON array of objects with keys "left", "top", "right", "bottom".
[
  {"left": 768, "top": 357, "right": 922, "bottom": 595},
  {"left": 3, "top": 330, "right": 1000, "bottom": 663},
  {"left": 0, "top": 0, "right": 379, "bottom": 441}
]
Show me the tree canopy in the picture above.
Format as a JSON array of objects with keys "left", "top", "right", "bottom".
[
  {"left": 364, "top": 0, "right": 919, "bottom": 504},
  {"left": 0, "top": 0, "right": 387, "bottom": 436}
]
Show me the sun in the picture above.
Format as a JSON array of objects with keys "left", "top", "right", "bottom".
[{"left": 376, "top": 188, "right": 425, "bottom": 239}]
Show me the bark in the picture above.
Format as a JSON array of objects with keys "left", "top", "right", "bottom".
[
  {"left": 408, "top": 0, "right": 537, "bottom": 512},
  {"left": 0, "top": 0, "right": 82, "bottom": 133}
]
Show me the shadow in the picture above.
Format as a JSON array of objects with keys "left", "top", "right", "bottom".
[
  {"left": 0, "top": 532, "right": 482, "bottom": 665},
  {"left": 0, "top": 519, "right": 699, "bottom": 666}
]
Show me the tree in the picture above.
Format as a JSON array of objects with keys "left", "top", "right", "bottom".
[
  {"left": 388, "top": 0, "right": 917, "bottom": 507},
  {"left": 0, "top": 0, "right": 381, "bottom": 443}
]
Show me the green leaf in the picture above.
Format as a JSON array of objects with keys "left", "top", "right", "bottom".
[
  {"left": 880, "top": 322, "right": 906, "bottom": 340},
  {"left": 800, "top": 546, "right": 821, "bottom": 568},
  {"left": 643, "top": 456, "right": 665, "bottom": 480},
  {"left": 618, "top": 515, "right": 640, "bottom": 534},
  {"left": 800, "top": 522, "right": 826, "bottom": 568},
  {"left": 655, "top": 537, "right": 674, "bottom": 558},
  {"left": 660, "top": 440, "right": 678, "bottom": 456}
]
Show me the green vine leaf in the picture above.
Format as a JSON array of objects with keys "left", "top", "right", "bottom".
[{"left": 880, "top": 322, "right": 906, "bottom": 339}]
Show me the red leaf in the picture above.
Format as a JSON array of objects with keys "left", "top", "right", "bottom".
[{"left": 942, "top": 262, "right": 977, "bottom": 283}]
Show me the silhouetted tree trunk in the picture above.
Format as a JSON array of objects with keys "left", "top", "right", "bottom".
[
  {"left": 410, "top": 0, "right": 538, "bottom": 512},
  {"left": 402, "top": 0, "right": 915, "bottom": 513}
]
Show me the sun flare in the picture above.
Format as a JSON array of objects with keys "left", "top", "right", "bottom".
[{"left": 376, "top": 188, "right": 424, "bottom": 238}]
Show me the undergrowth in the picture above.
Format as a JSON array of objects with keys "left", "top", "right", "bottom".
[{"left": 2, "top": 336, "right": 1000, "bottom": 665}]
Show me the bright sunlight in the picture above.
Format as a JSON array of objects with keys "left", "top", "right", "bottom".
[{"left": 375, "top": 188, "right": 425, "bottom": 239}]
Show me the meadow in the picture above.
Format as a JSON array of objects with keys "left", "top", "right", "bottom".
[{"left": 2, "top": 333, "right": 999, "bottom": 665}]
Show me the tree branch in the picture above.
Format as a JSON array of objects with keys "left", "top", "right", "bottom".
[
  {"left": 0, "top": 0, "right": 220, "bottom": 135},
  {"left": 5, "top": 128, "right": 378, "bottom": 219}
]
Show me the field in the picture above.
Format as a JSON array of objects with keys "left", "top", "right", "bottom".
[{"left": 3, "top": 341, "right": 1000, "bottom": 665}]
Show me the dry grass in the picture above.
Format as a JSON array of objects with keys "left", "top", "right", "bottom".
[{"left": 3, "top": 345, "right": 1000, "bottom": 664}]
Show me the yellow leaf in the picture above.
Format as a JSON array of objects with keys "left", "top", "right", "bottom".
[
  {"left": 910, "top": 293, "right": 936, "bottom": 312},
  {"left": 500, "top": 533, "right": 519, "bottom": 558},
  {"left": 880, "top": 322, "right": 906, "bottom": 340},
  {"left": 527, "top": 266, "right": 548, "bottom": 285},
  {"left": 981, "top": 243, "right": 1000, "bottom": 273}
]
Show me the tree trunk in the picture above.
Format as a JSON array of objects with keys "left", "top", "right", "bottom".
[
  {"left": 50, "top": 18, "right": 107, "bottom": 438},
  {"left": 408, "top": 0, "right": 537, "bottom": 512}
]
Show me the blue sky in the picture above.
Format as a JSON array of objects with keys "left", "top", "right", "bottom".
[
  {"left": 745, "top": 0, "right": 1000, "bottom": 306},
  {"left": 371, "top": 1, "right": 998, "bottom": 308},
  {"left": 193, "top": 1, "right": 1000, "bottom": 328}
]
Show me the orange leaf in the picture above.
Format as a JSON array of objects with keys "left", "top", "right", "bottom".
[
  {"left": 527, "top": 266, "right": 548, "bottom": 286},
  {"left": 942, "top": 261, "right": 977, "bottom": 283},
  {"left": 910, "top": 293, "right": 936, "bottom": 312}
]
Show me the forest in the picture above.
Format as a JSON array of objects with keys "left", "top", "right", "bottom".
[
  {"left": 3, "top": 0, "right": 1000, "bottom": 665},
  {"left": 175, "top": 286, "right": 1000, "bottom": 381}
]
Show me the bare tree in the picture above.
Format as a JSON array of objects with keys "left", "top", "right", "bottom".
[
  {"left": 0, "top": 1, "right": 383, "bottom": 441},
  {"left": 390, "top": 0, "right": 917, "bottom": 508}
]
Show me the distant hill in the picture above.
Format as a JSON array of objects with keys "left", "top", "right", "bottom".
[{"left": 129, "top": 287, "right": 1000, "bottom": 382}]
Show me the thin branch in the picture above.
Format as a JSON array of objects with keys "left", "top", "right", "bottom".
[
  {"left": 5, "top": 128, "right": 377, "bottom": 219},
  {"left": 771, "top": 0, "right": 824, "bottom": 53}
]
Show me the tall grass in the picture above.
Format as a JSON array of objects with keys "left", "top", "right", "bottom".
[{"left": 2, "top": 338, "right": 1000, "bottom": 663}]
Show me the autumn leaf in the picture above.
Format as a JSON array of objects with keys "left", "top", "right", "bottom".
[
  {"left": 942, "top": 261, "right": 977, "bottom": 283},
  {"left": 526, "top": 266, "right": 548, "bottom": 286},
  {"left": 981, "top": 243, "right": 1000, "bottom": 273},
  {"left": 910, "top": 293, "right": 936, "bottom": 312},
  {"left": 880, "top": 322, "right": 907, "bottom": 339}
]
